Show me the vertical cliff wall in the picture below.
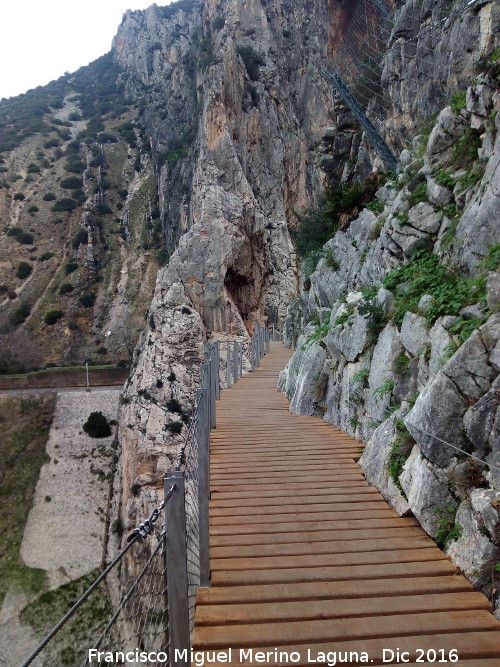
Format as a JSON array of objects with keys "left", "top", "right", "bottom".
[
  {"left": 279, "top": 0, "right": 500, "bottom": 614},
  {"left": 110, "top": 0, "right": 341, "bottom": 543}
]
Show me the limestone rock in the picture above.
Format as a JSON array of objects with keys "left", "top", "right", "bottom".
[
  {"left": 400, "top": 311, "right": 428, "bottom": 358},
  {"left": 359, "top": 411, "right": 411, "bottom": 517},
  {"left": 446, "top": 500, "right": 498, "bottom": 589},
  {"left": 407, "top": 202, "right": 441, "bottom": 234},
  {"left": 404, "top": 372, "right": 469, "bottom": 467},
  {"left": 426, "top": 177, "right": 452, "bottom": 207},
  {"left": 399, "top": 446, "right": 457, "bottom": 535},
  {"left": 487, "top": 271, "right": 500, "bottom": 311}
]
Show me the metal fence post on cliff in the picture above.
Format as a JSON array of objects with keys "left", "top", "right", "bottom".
[
  {"left": 226, "top": 341, "right": 231, "bottom": 388},
  {"left": 214, "top": 341, "right": 220, "bottom": 401},
  {"left": 165, "top": 471, "right": 190, "bottom": 667},
  {"left": 233, "top": 341, "right": 238, "bottom": 382},
  {"left": 210, "top": 344, "right": 217, "bottom": 428},
  {"left": 197, "top": 387, "right": 210, "bottom": 587}
]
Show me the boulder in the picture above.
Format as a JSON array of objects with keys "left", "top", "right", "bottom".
[
  {"left": 399, "top": 446, "right": 457, "bottom": 535},
  {"left": 359, "top": 411, "right": 411, "bottom": 517},
  {"left": 407, "top": 202, "right": 442, "bottom": 234},
  {"left": 446, "top": 500, "right": 498, "bottom": 588},
  {"left": 426, "top": 177, "right": 452, "bottom": 207},
  {"left": 404, "top": 372, "right": 469, "bottom": 467}
]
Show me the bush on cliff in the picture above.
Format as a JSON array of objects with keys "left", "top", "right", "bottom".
[{"left": 83, "top": 411, "right": 111, "bottom": 438}]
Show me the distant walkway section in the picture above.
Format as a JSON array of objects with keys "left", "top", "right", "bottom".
[
  {"left": 0, "top": 366, "right": 127, "bottom": 390},
  {"left": 192, "top": 342, "right": 500, "bottom": 666}
]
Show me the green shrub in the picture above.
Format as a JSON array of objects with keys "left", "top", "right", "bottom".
[
  {"left": 60, "top": 176, "right": 83, "bottom": 189},
  {"left": 353, "top": 368, "right": 369, "bottom": 387},
  {"left": 96, "top": 203, "right": 112, "bottom": 216},
  {"left": 65, "top": 262, "right": 78, "bottom": 275},
  {"left": 83, "top": 411, "right": 111, "bottom": 438},
  {"left": 294, "top": 180, "right": 379, "bottom": 258},
  {"left": 28, "top": 205, "right": 39, "bottom": 214},
  {"left": 434, "top": 505, "right": 462, "bottom": 549},
  {"left": 27, "top": 163, "right": 40, "bottom": 173},
  {"left": 384, "top": 250, "right": 488, "bottom": 327},
  {"left": 43, "top": 192, "right": 57, "bottom": 201},
  {"left": 237, "top": 45, "right": 265, "bottom": 81},
  {"left": 16, "top": 262, "right": 32, "bottom": 279},
  {"left": 79, "top": 292, "right": 96, "bottom": 308},
  {"left": 16, "top": 232, "right": 34, "bottom": 245},
  {"left": 72, "top": 229, "right": 88, "bottom": 248},
  {"left": 59, "top": 283, "right": 73, "bottom": 295},
  {"left": 324, "top": 248, "right": 339, "bottom": 271},
  {"left": 452, "top": 128, "right": 481, "bottom": 170},
  {"left": 39, "top": 252, "right": 54, "bottom": 262},
  {"left": 395, "top": 353, "right": 410, "bottom": 375},
  {"left": 408, "top": 182, "right": 428, "bottom": 206},
  {"left": 481, "top": 243, "right": 500, "bottom": 271},
  {"left": 358, "top": 297, "right": 386, "bottom": 337},
  {"left": 434, "top": 169, "right": 456, "bottom": 188},
  {"left": 167, "top": 421, "right": 183, "bottom": 435},
  {"left": 68, "top": 112, "right": 82, "bottom": 121},
  {"left": 44, "top": 310, "right": 64, "bottom": 325},
  {"left": 450, "top": 91, "right": 466, "bottom": 114},
  {"left": 7, "top": 227, "right": 33, "bottom": 244},
  {"left": 64, "top": 160, "right": 85, "bottom": 174},
  {"left": 52, "top": 198, "right": 78, "bottom": 212},
  {"left": 10, "top": 302, "right": 30, "bottom": 325},
  {"left": 372, "top": 380, "right": 394, "bottom": 402},
  {"left": 166, "top": 398, "right": 183, "bottom": 414},
  {"left": 13, "top": 192, "right": 25, "bottom": 201}
]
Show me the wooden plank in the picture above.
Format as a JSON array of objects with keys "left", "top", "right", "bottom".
[
  {"left": 196, "top": 591, "right": 491, "bottom": 626},
  {"left": 192, "top": 343, "right": 500, "bottom": 664},
  {"left": 210, "top": 483, "right": 373, "bottom": 499},
  {"left": 210, "top": 535, "right": 432, "bottom": 559},
  {"left": 211, "top": 547, "right": 445, "bottom": 573},
  {"left": 193, "top": 610, "right": 499, "bottom": 649},
  {"left": 209, "top": 499, "right": 387, "bottom": 516},
  {"left": 209, "top": 491, "right": 383, "bottom": 508},
  {"left": 191, "top": 632, "right": 500, "bottom": 666},
  {"left": 211, "top": 559, "right": 454, "bottom": 587},
  {"left": 211, "top": 517, "right": 421, "bottom": 536},
  {"left": 196, "top": 575, "right": 472, "bottom": 606},
  {"left": 210, "top": 525, "right": 426, "bottom": 547},
  {"left": 210, "top": 508, "right": 398, "bottom": 526}
]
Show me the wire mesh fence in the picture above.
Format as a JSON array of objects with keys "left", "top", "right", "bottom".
[
  {"left": 325, "top": 0, "right": 497, "bottom": 160},
  {"left": 19, "top": 327, "right": 273, "bottom": 667}
]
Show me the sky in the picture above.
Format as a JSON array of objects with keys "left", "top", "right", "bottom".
[{"left": 0, "top": 1, "right": 173, "bottom": 101}]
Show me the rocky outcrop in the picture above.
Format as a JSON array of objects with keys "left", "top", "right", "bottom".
[
  {"left": 110, "top": 0, "right": 342, "bottom": 569},
  {"left": 280, "top": 62, "right": 500, "bottom": 611}
]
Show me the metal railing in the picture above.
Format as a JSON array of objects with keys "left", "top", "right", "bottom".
[{"left": 20, "top": 324, "right": 273, "bottom": 667}]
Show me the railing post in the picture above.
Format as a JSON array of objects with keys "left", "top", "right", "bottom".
[
  {"left": 240, "top": 341, "right": 243, "bottom": 378},
  {"left": 196, "top": 388, "right": 210, "bottom": 588},
  {"left": 233, "top": 341, "right": 238, "bottom": 382},
  {"left": 209, "top": 344, "right": 216, "bottom": 429},
  {"left": 226, "top": 341, "right": 231, "bottom": 388},
  {"left": 215, "top": 341, "right": 220, "bottom": 401},
  {"left": 165, "top": 471, "right": 190, "bottom": 667}
]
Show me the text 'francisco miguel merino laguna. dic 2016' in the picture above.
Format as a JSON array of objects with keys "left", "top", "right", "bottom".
[{"left": 87, "top": 647, "right": 462, "bottom": 665}]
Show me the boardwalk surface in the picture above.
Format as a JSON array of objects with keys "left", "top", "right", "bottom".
[{"left": 192, "top": 343, "right": 500, "bottom": 666}]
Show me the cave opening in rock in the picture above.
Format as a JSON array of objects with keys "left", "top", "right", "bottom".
[{"left": 224, "top": 267, "right": 255, "bottom": 325}]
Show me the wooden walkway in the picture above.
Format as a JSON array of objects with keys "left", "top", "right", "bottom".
[{"left": 192, "top": 343, "right": 500, "bottom": 666}]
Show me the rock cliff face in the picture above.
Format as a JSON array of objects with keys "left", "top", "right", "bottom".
[
  {"left": 3, "top": 0, "right": 497, "bottom": 629},
  {"left": 279, "top": 2, "right": 500, "bottom": 611},
  {"left": 108, "top": 0, "right": 499, "bottom": 614},
  {"left": 110, "top": 0, "right": 342, "bottom": 536}
]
